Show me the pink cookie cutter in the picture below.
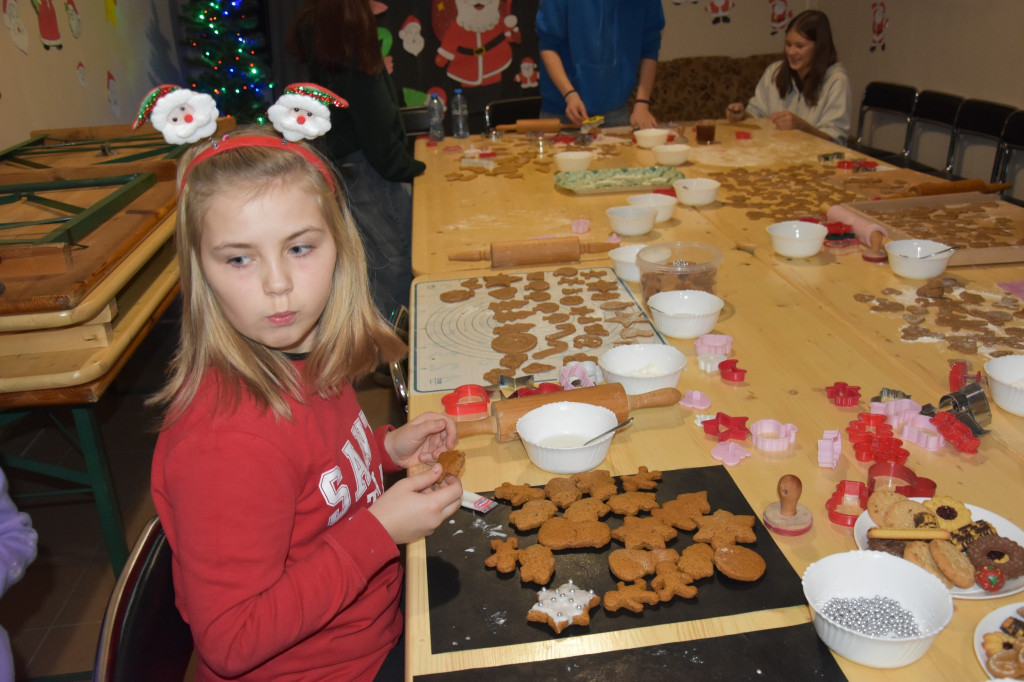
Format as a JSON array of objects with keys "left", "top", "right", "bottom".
[
  {"left": 698, "top": 353, "right": 727, "bottom": 373},
  {"left": 825, "top": 480, "right": 869, "bottom": 527},
  {"left": 817, "top": 429, "right": 842, "bottom": 469},
  {"left": 870, "top": 398, "right": 922, "bottom": 430},
  {"left": 711, "top": 441, "right": 750, "bottom": 466},
  {"left": 680, "top": 390, "right": 712, "bottom": 410},
  {"left": 718, "top": 359, "right": 747, "bottom": 383},
  {"left": 695, "top": 334, "right": 733, "bottom": 355},
  {"left": 441, "top": 384, "right": 490, "bottom": 418},
  {"left": 866, "top": 461, "right": 937, "bottom": 497},
  {"left": 701, "top": 412, "right": 750, "bottom": 442},
  {"left": 826, "top": 382, "right": 861, "bottom": 407},
  {"left": 750, "top": 419, "right": 798, "bottom": 452},
  {"left": 900, "top": 414, "right": 946, "bottom": 451}
]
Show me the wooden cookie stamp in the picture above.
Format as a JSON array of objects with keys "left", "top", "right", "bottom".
[{"left": 762, "top": 474, "right": 813, "bottom": 536}]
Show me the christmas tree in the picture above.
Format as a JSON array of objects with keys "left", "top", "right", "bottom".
[{"left": 178, "top": 0, "right": 274, "bottom": 124}]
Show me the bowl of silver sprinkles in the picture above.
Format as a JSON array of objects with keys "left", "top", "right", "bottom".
[{"left": 801, "top": 550, "right": 953, "bottom": 668}]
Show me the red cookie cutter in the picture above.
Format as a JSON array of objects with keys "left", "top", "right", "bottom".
[
  {"left": 735, "top": 131, "right": 751, "bottom": 140},
  {"left": 846, "top": 413, "right": 894, "bottom": 447},
  {"left": 513, "top": 383, "right": 563, "bottom": 398},
  {"left": 949, "top": 361, "right": 981, "bottom": 392},
  {"left": 825, "top": 480, "right": 869, "bottom": 527},
  {"left": 827, "top": 382, "right": 861, "bottom": 407},
  {"left": 551, "top": 135, "right": 575, "bottom": 144},
  {"left": 652, "top": 188, "right": 677, "bottom": 197},
  {"left": 929, "top": 412, "right": 980, "bottom": 455},
  {"left": 866, "top": 461, "right": 937, "bottom": 498},
  {"left": 441, "top": 384, "right": 490, "bottom": 418},
  {"left": 718, "top": 359, "right": 747, "bottom": 383},
  {"left": 701, "top": 412, "right": 750, "bottom": 442},
  {"left": 853, "top": 436, "right": 909, "bottom": 465}
]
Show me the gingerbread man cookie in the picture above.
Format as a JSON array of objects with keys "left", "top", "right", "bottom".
[
  {"left": 693, "top": 510, "right": 757, "bottom": 550},
  {"left": 484, "top": 537, "right": 519, "bottom": 574},
  {"left": 621, "top": 466, "right": 662, "bottom": 493},
  {"left": 611, "top": 516, "right": 678, "bottom": 550},
  {"left": 494, "top": 482, "right": 546, "bottom": 506},
  {"left": 651, "top": 491, "right": 711, "bottom": 531},
  {"left": 602, "top": 579, "right": 660, "bottom": 613}
]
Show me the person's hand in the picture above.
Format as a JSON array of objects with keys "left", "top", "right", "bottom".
[
  {"left": 383, "top": 411, "right": 457, "bottom": 469},
  {"left": 369, "top": 465, "right": 463, "bottom": 544},
  {"left": 630, "top": 103, "right": 658, "bottom": 130},
  {"left": 564, "top": 91, "right": 588, "bottom": 125},
  {"left": 768, "top": 110, "right": 808, "bottom": 132},
  {"left": 725, "top": 103, "right": 746, "bottom": 122}
]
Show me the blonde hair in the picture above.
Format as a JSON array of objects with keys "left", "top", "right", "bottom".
[{"left": 150, "top": 127, "right": 406, "bottom": 422}]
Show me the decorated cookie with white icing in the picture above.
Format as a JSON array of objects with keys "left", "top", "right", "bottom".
[{"left": 525, "top": 579, "right": 600, "bottom": 634}]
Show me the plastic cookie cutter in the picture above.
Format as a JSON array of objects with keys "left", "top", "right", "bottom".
[
  {"left": 698, "top": 353, "right": 727, "bottom": 373},
  {"left": 701, "top": 412, "right": 750, "bottom": 442},
  {"left": 680, "top": 390, "right": 712, "bottom": 410},
  {"left": 718, "top": 359, "right": 747, "bottom": 383},
  {"left": 441, "top": 384, "right": 491, "bottom": 419},
  {"left": 559, "top": 361, "right": 602, "bottom": 390},
  {"left": 869, "top": 398, "right": 922, "bottom": 430},
  {"left": 695, "top": 333, "right": 733, "bottom": 355},
  {"left": 845, "top": 413, "right": 893, "bottom": 444},
  {"left": 514, "top": 383, "right": 563, "bottom": 398},
  {"left": 817, "top": 429, "right": 842, "bottom": 469},
  {"left": 870, "top": 387, "right": 912, "bottom": 403},
  {"left": 750, "top": 419, "right": 798, "bottom": 453},
  {"left": 853, "top": 436, "right": 909, "bottom": 465},
  {"left": 899, "top": 414, "right": 946, "bottom": 451},
  {"left": 824, "top": 480, "right": 869, "bottom": 527},
  {"left": 826, "top": 382, "right": 861, "bottom": 407},
  {"left": 866, "top": 461, "right": 937, "bottom": 498},
  {"left": 929, "top": 412, "right": 981, "bottom": 455},
  {"left": 949, "top": 361, "right": 981, "bottom": 392},
  {"left": 735, "top": 130, "right": 751, "bottom": 140},
  {"left": 710, "top": 441, "right": 750, "bottom": 466}
]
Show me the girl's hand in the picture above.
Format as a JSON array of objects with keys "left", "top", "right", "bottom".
[
  {"left": 768, "top": 110, "right": 807, "bottom": 132},
  {"left": 564, "top": 92, "right": 588, "bottom": 125},
  {"left": 725, "top": 103, "right": 746, "bottom": 122},
  {"left": 383, "top": 411, "right": 457, "bottom": 470},
  {"left": 369, "top": 465, "right": 463, "bottom": 544}
]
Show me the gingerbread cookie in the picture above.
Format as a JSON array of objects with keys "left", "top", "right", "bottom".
[
  {"left": 491, "top": 332, "right": 538, "bottom": 355},
  {"left": 494, "top": 482, "right": 545, "bottom": 507},
  {"left": 621, "top": 466, "right": 662, "bottom": 493},
  {"left": 570, "top": 469, "right": 618, "bottom": 501},
  {"left": 545, "top": 477, "right": 583, "bottom": 509},
  {"left": 484, "top": 537, "right": 519, "bottom": 574},
  {"left": 651, "top": 491, "right": 711, "bottom": 531},
  {"left": 440, "top": 288, "right": 474, "bottom": 303},
  {"left": 537, "top": 517, "right": 611, "bottom": 550},
  {"left": 693, "top": 510, "right": 757, "bottom": 550},
  {"left": 713, "top": 545, "right": 766, "bottom": 582},
  {"left": 929, "top": 539, "right": 975, "bottom": 588},
  {"left": 509, "top": 499, "right": 559, "bottom": 531},
  {"left": 526, "top": 581, "right": 600, "bottom": 634},
  {"left": 677, "top": 542, "right": 715, "bottom": 580},
  {"left": 607, "top": 491, "right": 660, "bottom": 516},
  {"left": 602, "top": 579, "right": 660, "bottom": 613},
  {"left": 607, "top": 548, "right": 680, "bottom": 582},
  {"left": 562, "top": 497, "right": 611, "bottom": 523},
  {"left": 611, "top": 516, "right": 678, "bottom": 550},
  {"left": 903, "top": 540, "right": 953, "bottom": 588},
  {"left": 436, "top": 450, "right": 466, "bottom": 484},
  {"left": 966, "top": 535, "right": 1024, "bottom": 579},
  {"left": 517, "top": 543, "right": 556, "bottom": 585},
  {"left": 866, "top": 490, "right": 907, "bottom": 526},
  {"left": 650, "top": 562, "right": 698, "bottom": 601},
  {"left": 923, "top": 495, "right": 973, "bottom": 531}
]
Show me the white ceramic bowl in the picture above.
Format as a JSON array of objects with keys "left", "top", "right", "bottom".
[
  {"left": 626, "top": 193, "right": 677, "bottom": 222},
  {"left": 606, "top": 206, "right": 657, "bottom": 236},
  {"left": 598, "top": 344, "right": 686, "bottom": 395},
  {"left": 652, "top": 143, "right": 691, "bottom": 165},
  {"left": 672, "top": 178, "right": 721, "bottom": 206},
  {"left": 646, "top": 289, "right": 724, "bottom": 339},
  {"left": 802, "top": 550, "right": 953, "bottom": 668},
  {"left": 884, "top": 239, "right": 954, "bottom": 279},
  {"left": 766, "top": 220, "right": 829, "bottom": 258},
  {"left": 515, "top": 401, "right": 619, "bottom": 474},
  {"left": 985, "top": 354, "right": 1024, "bottom": 416},
  {"left": 633, "top": 128, "right": 671, "bottom": 148},
  {"left": 553, "top": 150, "right": 594, "bottom": 172},
  {"left": 608, "top": 243, "right": 647, "bottom": 282}
]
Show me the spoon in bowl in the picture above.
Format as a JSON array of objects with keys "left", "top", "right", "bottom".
[
  {"left": 910, "top": 247, "right": 955, "bottom": 259},
  {"left": 582, "top": 417, "right": 634, "bottom": 446}
]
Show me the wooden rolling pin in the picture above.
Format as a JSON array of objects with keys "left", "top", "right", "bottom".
[
  {"left": 456, "top": 384, "right": 681, "bottom": 442},
  {"left": 494, "top": 118, "right": 567, "bottom": 133},
  {"left": 449, "top": 236, "right": 616, "bottom": 267},
  {"left": 891, "top": 178, "right": 1012, "bottom": 199}
]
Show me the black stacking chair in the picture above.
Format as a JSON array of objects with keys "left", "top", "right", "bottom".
[
  {"left": 943, "top": 98, "right": 1016, "bottom": 180},
  {"left": 902, "top": 90, "right": 964, "bottom": 176},
  {"left": 94, "top": 517, "right": 193, "bottom": 682},
  {"left": 399, "top": 105, "right": 430, "bottom": 154},
  {"left": 851, "top": 82, "right": 917, "bottom": 163},
  {"left": 387, "top": 305, "right": 409, "bottom": 414},
  {"left": 484, "top": 95, "right": 543, "bottom": 130},
  {"left": 993, "top": 109, "right": 1024, "bottom": 205}
]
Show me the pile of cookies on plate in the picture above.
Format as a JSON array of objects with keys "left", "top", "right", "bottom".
[
  {"left": 483, "top": 467, "right": 767, "bottom": 634},
  {"left": 981, "top": 607, "right": 1024, "bottom": 678},
  {"left": 865, "top": 491, "right": 1024, "bottom": 591}
]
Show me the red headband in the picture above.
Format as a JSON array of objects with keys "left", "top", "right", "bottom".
[{"left": 180, "top": 135, "right": 336, "bottom": 191}]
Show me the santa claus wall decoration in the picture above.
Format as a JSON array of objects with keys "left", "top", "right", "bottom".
[
  {"left": 433, "top": 0, "right": 521, "bottom": 87},
  {"left": 705, "top": 0, "right": 735, "bottom": 25},
  {"left": 767, "top": 0, "right": 791, "bottom": 35},
  {"left": 399, "top": 14, "right": 424, "bottom": 56},
  {"left": 871, "top": 2, "right": 889, "bottom": 52},
  {"left": 513, "top": 56, "right": 537, "bottom": 89},
  {"left": 31, "top": 0, "right": 62, "bottom": 49}
]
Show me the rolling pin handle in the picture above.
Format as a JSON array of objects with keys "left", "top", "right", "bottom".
[
  {"left": 455, "top": 417, "right": 498, "bottom": 439},
  {"left": 580, "top": 241, "right": 617, "bottom": 255},
  {"left": 625, "top": 387, "right": 683, "bottom": 411},
  {"left": 448, "top": 248, "right": 489, "bottom": 262}
]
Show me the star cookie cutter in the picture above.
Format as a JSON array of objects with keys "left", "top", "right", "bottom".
[
  {"left": 866, "top": 461, "right": 936, "bottom": 497},
  {"left": 698, "top": 353, "right": 727, "bottom": 373},
  {"left": 899, "top": 414, "right": 946, "bottom": 451},
  {"left": 817, "top": 429, "right": 842, "bottom": 469},
  {"left": 929, "top": 412, "right": 980, "bottom": 455},
  {"left": 441, "top": 384, "right": 490, "bottom": 418},
  {"left": 701, "top": 412, "right": 750, "bottom": 442},
  {"left": 710, "top": 441, "right": 750, "bottom": 466},
  {"left": 718, "top": 359, "right": 747, "bottom": 383},
  {"left": 679, "top": 390, "right": 711, "bottom": 410},
  {"left": 825, "top": 480, "right": 869, "bottom": 527},
  {"left": 826, "top": 382, "right": 861, "bottom": 407},
  {"left": 695, "top": 334, "right": 732, "bottom": 355},
  {"left": 750, "top": 419, "right": 798, "bottom": 452}
]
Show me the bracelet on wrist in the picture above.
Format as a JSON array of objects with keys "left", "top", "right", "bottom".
[
  {"left": 634, "top": 99, "right": 650, "bottom": 105},
  {"left": 563, "top": 89, "right": 577, "bottom": 101}
]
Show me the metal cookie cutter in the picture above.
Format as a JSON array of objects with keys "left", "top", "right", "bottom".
[
  {"left": 921, "top": 381, "right": 991, "bottom": 436},
  {"left": 870, "top": 387, "right": 912, "bottom": 403},
  {"left": 750, "top": 419, "right": 798, "bottom": 453}
]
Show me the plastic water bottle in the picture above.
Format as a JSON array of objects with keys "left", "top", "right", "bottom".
[
  {"left": 451, "top": 88, "right": 469, "bottom": 138},
  {"left": 427, "top": 94, "right": 445, "bottom": 141}
]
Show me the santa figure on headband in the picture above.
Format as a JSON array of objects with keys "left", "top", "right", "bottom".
[
  {"left": 132, "top": 85, "right": 219, "bottom": 144},
  {"left": 267, "top": 83, "right": 348, "bottom": 142}
]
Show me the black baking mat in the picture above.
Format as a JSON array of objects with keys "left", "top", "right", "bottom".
[
  {"left": 413, "top": 622, "right": 846, "bottom": 681},
  {"left": 425, "top": 465, "right": 807, "bottom": 654}
]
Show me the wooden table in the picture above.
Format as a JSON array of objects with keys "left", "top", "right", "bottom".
[{"left": 404, "top": 125, "right": 1024, "bottom": 680}]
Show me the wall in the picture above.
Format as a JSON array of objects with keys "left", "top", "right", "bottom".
[{"left": 0, "top": 1, "right": 182, "bottom": 150}]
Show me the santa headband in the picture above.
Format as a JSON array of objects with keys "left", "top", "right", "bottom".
[{"left": 132, "top": 82, "right": 349, "bottom": 190}]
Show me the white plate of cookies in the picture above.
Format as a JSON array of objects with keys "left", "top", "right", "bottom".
[
  {"left": 973, "top": 601, "right": 1024, "bottom": 678},
  {"left": 854, "top": 494, "right": 1024, "bottom": 600}
]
